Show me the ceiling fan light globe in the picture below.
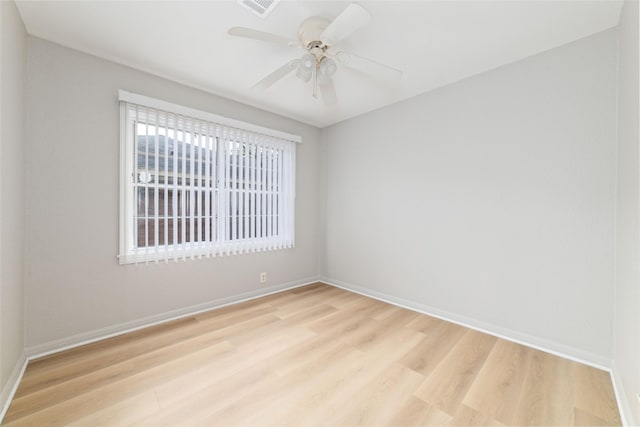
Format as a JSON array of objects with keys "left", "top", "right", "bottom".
[
  {"left": 300, "top": 53, "right": 316, "bottom": 71},
  {"left": 320, "top": 57, "right": 338, "bottom": 77},
  {"left": 296, "top": 65, "right": 312, "bottom": 83}
]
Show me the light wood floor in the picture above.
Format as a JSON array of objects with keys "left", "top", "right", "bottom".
[{"left": 3, "top": 283, "right": 621, "bottom": 426}]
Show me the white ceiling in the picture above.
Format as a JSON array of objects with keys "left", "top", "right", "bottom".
[{"left": 16, "top": 0, "right": 622, "bottom": 128}]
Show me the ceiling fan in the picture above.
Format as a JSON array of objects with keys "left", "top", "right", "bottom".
[{"left": 228, "top": 3, "right": 403, "bottom": 106}]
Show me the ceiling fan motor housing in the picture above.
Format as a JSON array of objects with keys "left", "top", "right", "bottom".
[{"left": 298, "top": 16, "right": 331, "bottom": 50}]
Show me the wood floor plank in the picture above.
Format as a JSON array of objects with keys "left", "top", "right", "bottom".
[
  {"left": 414, "top": 329, "right": 498, "bottom": 415},
  {"left": 193, "top": 298, "right": 275, "bottom": 321},
  {"left": 352, "top": 297, "right": 399, "bottom": 320},
  {"left": 195, "top": 347, "right": 368, "bottom": 426},
  {"left": 463, "top": 340, "right": 533, "bottom": 424},
  {"left": 290, "top": 282, "right": 327, "bottom": 294},
  {"left": 512, "top": 350, "right": 574, "bottom": 426},
  {"left": 573, "top": 407, "right": 616, "bottom": 426},
  {"left": 387, "top": 396, "right": 454, "bottom": 426},
  {"left": 133, "top": 363, "right": 279, "bottom": 426},
  {"left": 276, "top": 331, "right": 426, "bottom": 426},
  {"left": 406, "top": 314, "right": 446, "bottom": 334},
  {"left": 306, "top": 299, "right": 378, "bottom": 336},
  {"left": 191, "top": 304, "right": 278, "bottom": 330},
  {"left": 450, "top": 404, "right": 505, "bottom": 426},
  {"left": 2, "top": 284, "right": 622, "bottom": 427},
  {"left": 271, "top": 288, "right": 338, "bottom": 319},
  {"left": 151, "top": 347, "right": 270, "bottom": 409},
  {"left": 146, "top": 324, "right": 331, "bottom": 416},
  {"left": 277, "top": 302, "right": 337, "bottom": 324},
  {"left": 335, "top": 313, "right": 417, "bottom": 353},
  {"left": 327, "top": 363, "right": 426, "bottom": 425},
  {"left": 399, "top": 320, "right": 466, "bottom": 377},
  {"left": 65, "top": 390, "right": 160, "bottom": 427},
  {"left": 145, "top": 327, "right": 321, "bottom": 421},
  {"left": 220, "top": 323, "right": 422, "bottom": 426},
  {"left": 323, "top": 288, "right": 367, "bottom": 308},
  {"left": 573, "top": 364, "right": 622, "bottom": 426},
  {"left": 226, "top": 320, "right": 316, "bottom": 349},
  {"left": 350, "top": 307, "right": 420, "bottom": 352},
  {"left": 266, "top": 331, "right": 352, "bottom": 377}
]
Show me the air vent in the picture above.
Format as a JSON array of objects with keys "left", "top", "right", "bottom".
[{"left": 237, "top": 0, "right": 280, "bottom": 18}]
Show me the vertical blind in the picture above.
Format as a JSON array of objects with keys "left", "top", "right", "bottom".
[{"left": 118, "top": 94, "right": 297, "bottom": 264}]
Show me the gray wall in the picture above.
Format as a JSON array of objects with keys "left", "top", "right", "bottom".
[
  {"left": 614, "top": 0, "right": 640, "bottom": 424},
  {"left": 0, "top": 0, "right": 27, "bottom": 392},
  {"left": 25, "top": 38, "right": 322, "bottom": 350},
  {"left": 322, "top": 29, "right": 618, "bottom": 364}
]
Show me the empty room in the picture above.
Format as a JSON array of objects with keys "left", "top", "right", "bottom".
[{"left": 1, "top": 0, "right": 638, "bottom": 425}]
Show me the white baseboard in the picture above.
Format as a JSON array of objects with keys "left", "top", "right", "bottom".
[
  {"left": 0, "top": 352, "right": 27, "bottom": 424},
  {"left": 611, "top": 362, "right": 636, "bottom": 427},
  {"left": 26, "top": 276, "right": 321, "bottom": 360},
  {"left": 319, "top": 276, "right": 612, "bottom": 371}
]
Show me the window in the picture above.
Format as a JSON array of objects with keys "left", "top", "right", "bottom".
[{"left": 118, "top": 91, "right": 298, "bottom": 264}]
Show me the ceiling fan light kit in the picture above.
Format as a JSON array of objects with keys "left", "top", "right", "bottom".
[{"left": 228, "top": 2, "right": 403, "bottom": 107}]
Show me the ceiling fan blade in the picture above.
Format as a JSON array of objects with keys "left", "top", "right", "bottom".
[
  {"left": 252, "top": 59, "right": 300, "bottom": 91},
  {"left": 320, "top": 3, "right": 372, "bottom": 46},
  {"left": 319, "top": 77, "right": 338, "bottom": 106},
  {"left": 228, "top": 27, "right": 298, "bottom": 48},
  {"left": 334, "top": 51, "right": 403, "bottom": 83}
]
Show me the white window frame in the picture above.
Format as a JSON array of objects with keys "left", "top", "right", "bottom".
[{"left": 118, "top": 91, "right": 299, "bottom": 264}]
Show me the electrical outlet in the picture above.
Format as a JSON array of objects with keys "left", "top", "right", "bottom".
[{"left": 260, "top": 272, "right": 267, "bottom": 283}]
